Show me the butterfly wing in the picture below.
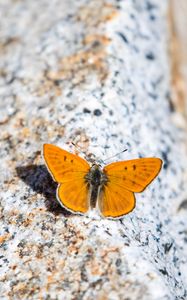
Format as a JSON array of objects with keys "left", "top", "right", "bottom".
[
  {"left": 99, "top": 158, "right": 162, "bottom": 218},
  {"left": 98, "top": 184, "right": 135, "bottom": 218},
  {"left": 103, "top": 158, "right": 162, "bottom": 193},
  {"left": 43, "top": 144, "right": 90, "bottom": 214},
  {"left": 57, "top": 179, "right": 89, "bottom": 214},
  {"left": 43, "top": 144, "right": 90, "bottom": 183}
]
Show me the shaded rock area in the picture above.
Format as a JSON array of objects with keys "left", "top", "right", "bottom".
[{"left": 0, "top": 0, "right": 187, "bottom": 299}]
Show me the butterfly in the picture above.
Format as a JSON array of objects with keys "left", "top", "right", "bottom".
[{"left": 43, "top": 144, "right": 162, "bottom": 219}]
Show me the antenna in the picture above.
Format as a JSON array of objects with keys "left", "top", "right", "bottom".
[
  {"left": 103, "top": 149, "right": 127, "bottom": 163},
  {"left": 71, "top": 142, "right": 95, "bottom": 163},
  {"left": 71, "top": 143, "right": 128, "bottom": 164},
  {"left": 71, "top": 142, "right": 84, "bottom": 154}
]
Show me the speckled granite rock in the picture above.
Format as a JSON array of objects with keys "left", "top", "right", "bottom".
[{"left": 0, "top": 0, "right": 187, "bottom": 299}]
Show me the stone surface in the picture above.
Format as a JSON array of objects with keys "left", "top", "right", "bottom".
[{"left": 0, "top": 0, "right": 187, "bottom": 299}]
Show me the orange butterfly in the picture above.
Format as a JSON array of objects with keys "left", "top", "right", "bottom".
[{"left": 43, "top": 144, "right": 162, "bottom": 219}]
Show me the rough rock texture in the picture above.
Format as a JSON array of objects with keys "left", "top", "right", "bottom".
[{"left": 0, "top": 0, "right": 187, "bottom": 299}]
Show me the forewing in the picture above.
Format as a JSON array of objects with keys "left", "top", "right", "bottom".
[
  {"left": 57, "top": 179, "right": 89, "bottom": 214},
  {"left": 98, "top": 183, "right": 135, "bottom": 218},
  {"left": 43, "top": 144, "right": 90, "bottom": 183},
  {"left": 103, "top": 158, "right": 162, "bottom": 193}
]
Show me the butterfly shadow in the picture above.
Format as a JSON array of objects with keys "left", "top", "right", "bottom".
[{"left": 16, "top": 164, "right": 73, "bottom": 217}]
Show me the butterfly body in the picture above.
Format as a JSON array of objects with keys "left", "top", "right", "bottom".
[
  {"left": 43, "top": 144, "right": 162, "bottom": 219},
  {"left": 85, "top": 164, "right": 108, "bottom": 208}
]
